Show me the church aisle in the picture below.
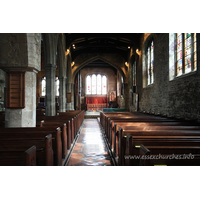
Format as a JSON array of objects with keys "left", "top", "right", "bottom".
[{"left": 66, "top": 119, "right": 112, "bottom": 166}]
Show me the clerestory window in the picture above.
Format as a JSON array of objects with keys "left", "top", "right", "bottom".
[{"left": 169, "top": 33, "right": 197, "bottom": 80}]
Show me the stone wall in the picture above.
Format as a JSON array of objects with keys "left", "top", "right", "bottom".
[{"left": 132, "top": 33, "right": 200, "bottom": 121}]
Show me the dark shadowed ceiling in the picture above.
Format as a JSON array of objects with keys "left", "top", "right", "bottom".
[{"left": 65, "top": 33, "right": 142, "bottom": 61}]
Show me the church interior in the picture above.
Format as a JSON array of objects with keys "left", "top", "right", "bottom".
[
  {"left": 1, "top": 1, "right": 200, "bottom": 198},
  {"left": 0, "top": 32, "right": 200, "bottom": 167}
]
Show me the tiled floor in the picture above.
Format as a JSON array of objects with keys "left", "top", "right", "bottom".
[
  {"left": 67, "top": 119, "right": 112, "bottom": 166},
  {"left": 84, "top": 111, "right": 100, "bottom": 119}
]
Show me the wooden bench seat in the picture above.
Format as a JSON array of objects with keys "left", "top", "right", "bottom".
[
  {"left": 101, "top": 112, "right": 190, "bottom": 136},
  {"left": 0, "top": 127, "right": 61, "bottom": 165},
  {"left": 108, "top": 120, "right": 199, "bottom": 155},
  {"left": 0, "top": 134, "right": 53, "bottom": 166},
  {"left": 122, "top": 133, "right": 200, "bottom": 166},
  {"left": 112, "top": 123, "right": 200, "bottom": 158},
  {"left": 100, "top": 111, "right": 200, "bottom": 166},
  {"left": 0, "top": 146, "right": 36, "bottom": 166},
  {"left": 37, "top": 110, "right": 84, "bottom": 137},
  {"left": 40, "top": 120, "right": 71, "bottom": 150},
  {"left": 139, "top": 145, "right": 200, "bottom": 166},
  {"left": 0, "top": 112, "right": 5, "bottom": 128}
]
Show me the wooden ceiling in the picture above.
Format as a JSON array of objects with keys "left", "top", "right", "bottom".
[{"left": 65, "top": 33, "right": 141, "bottom": 61}]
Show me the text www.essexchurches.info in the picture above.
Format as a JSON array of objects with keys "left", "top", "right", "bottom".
[{"left": 124, "top": 153, "right": 195, "bottom": 160}]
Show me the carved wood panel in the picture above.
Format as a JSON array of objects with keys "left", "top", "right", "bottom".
[{"left": 6, "top": 71, "right": 25, "bottom": 108}]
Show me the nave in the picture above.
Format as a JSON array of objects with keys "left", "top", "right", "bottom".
[{"left": 66, "top": 119, "right": 112, "bottom": 166}]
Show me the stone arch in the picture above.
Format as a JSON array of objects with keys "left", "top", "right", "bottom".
[{"left": 72, "top": 54, "right": 126, "bottom": 83}]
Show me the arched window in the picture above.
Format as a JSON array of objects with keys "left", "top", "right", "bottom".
[
  {"left": 55, "top": 77, "right": 59, "bottom": 96},
  {"left": 86, "top": 75, "right": 91, "bottom": 94},
  {"left": 146, "top": 40, "right": 154, "bottom": 85},
  {"left": 41, "top": 76, "right": 60, "bottom": 96},
  {"left": 102, "top": 75, "right": 107, "bottom": 95},
  {"left": 86, "top": 74, "right": 107, "bottom": 95},
  {"left": 91, "top": 74, "right": 96, "bottom": 94},
  {"left": 41, "top": 77, "right": 46, "bottom": 96},
  {"left": 169, "top": 33, "right": 197, "bottom": 80},
  {"left": 97, "top": 74, "right": 101, "bottom": 94}
]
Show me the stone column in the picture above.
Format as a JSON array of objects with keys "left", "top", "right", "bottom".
[
  {"left": 5, "top": 71, "right": 37, "bottom": 127},
  {"left": 45, "top": 64, "right": 56, "bottom": 116},
  {"left": 71, "top": 83, "right": 74, "bottom": 110},
  {"left": 66, "top": 83, "right": 72, "bottom": 110},
  {"left": 0, "top": 69, "right": 6, "bottom": 104},
  {"left": 124, "top": 83, "right": 129, "bottom": 110},
  {"left": 59, "top": 77, "right": 66, "bottom": 112}
]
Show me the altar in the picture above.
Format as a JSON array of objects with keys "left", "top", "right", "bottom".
[{"left": 86, "top": 96, "right": 108, "bottom": 111}]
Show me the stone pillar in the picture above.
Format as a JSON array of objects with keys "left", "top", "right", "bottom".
[
  {"left": 45, "top": 64, "right": 56, "bottom": 116},
  {"left": 71, "top": 83, "right": 74, "bottom": 110},
  {"left": 0, "top": 69, "right": 6, "bottom": 103},
  {"left": 66, "top": 83, "right": 72, "bottom": 110},
  {"left": 124, "top": 83, "right": 129, "bottom": 110},
  {"left": 59, "top": 77, "right": 66, "bottom": 112},
  {"left": 5, "top": 71, "right": 37, "bottom": 127}
]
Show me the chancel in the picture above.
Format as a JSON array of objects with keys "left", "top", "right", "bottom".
[{"left": 0, "top": 33, "right": 200, "bottom": 166}]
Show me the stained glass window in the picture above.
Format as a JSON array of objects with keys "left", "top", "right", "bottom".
[
  {"left": 169, "top": 33, "right": 175, "bottom": 80},
  {"left": 86, "top": 74, "right": 107, "bottom": 95},
  {"left": 97, "top": 74, "right": 101, "bottom": 94},
  {"left": 184, "top": 33, "right": 192, "bottom": 74},
  {"left": 92, "top": 74, "right": 96, "bottom": 94},
  {"left": 146, "top": 40, "right": 154, "bottom": 85},
  {"left": 169, "top": 33, "right": 197, "bottom": 80},
  {"left": 102, "top": 75, "right": 107, "bottom": 94},
  {"left": 194, "top": 33, "right": 197, "bottom": 71},
  {"left": 86, "top": 75, "right": 91, "bottom": 94},
  {"left": 177, "top": 33, "right": 183, "bottom": 76},
  {"left": 150, "top": 41, "right": 154, "bottom": 84}
]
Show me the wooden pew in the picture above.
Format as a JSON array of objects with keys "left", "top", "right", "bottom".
[
  {"left": 0, "top": 134, "right": 53, "bottom": 166},
  {"left": 112, "top": 122, "right": 200, "bottom": 158},
  {"left": 101, "top": 111, "right": 186, "bottom": 137},
  {"left": 58, "top": 110, "right": 85, "bottom": 137},
  {"left": 0, "top": 111, "right": 5, "bottom": 128},
  {"left": 101, "top": 111, "right": 198, "bottom": 152},
  {"left": 139, "top": 145, "right": 200, "bottom": 166},
  {"left": 0, "top": 145, "right": 36, "bottom": 166},
  {"left": 0, "top": 127, "right": 61, "bottom": 165},
  {"left": 100, "top": 111, "right": 200, "bottom": 166},
  {"left": 121, "top": 131, "right": 200, "bottom": 166},
  {"left": 37, "top": 110, "right": 84, "bottom": 140},
  {"left": 37, "top": 110, "right": 85, "bottom": 148},
  {"left": 40, "top": 120, "right": 70, "bottom": 151}
]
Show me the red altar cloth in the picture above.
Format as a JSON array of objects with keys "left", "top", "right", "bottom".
[{"left": 86, "top": 96, "right": 108, "bottom": 104}]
